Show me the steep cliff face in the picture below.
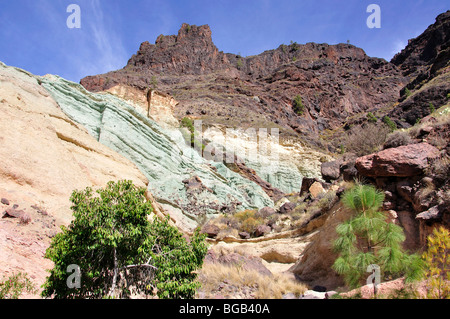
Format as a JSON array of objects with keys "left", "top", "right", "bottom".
[
  {"left": 80, "top": 24, "right": 407, "bottom": 148},
  {"left": 391, "top": 11, "right": 450, "bottom": 77},
  {"left": 388, "top": 11, "right": 450, "bottom": 127}
]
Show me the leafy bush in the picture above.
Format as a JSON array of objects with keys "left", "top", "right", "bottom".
[
  {"left": 383, "top": 130, "right": 413, "bottom": 149},
  {"left": 292, "top": 95, "right": 305, "bottom": 115},
  {"left": 422, "top": 227, "right": 449, "bottom": 299},
  {"left": 0, "top": 273, "right": 36, "bottom": 299},
  {"left": 42, "top": 180, "right": 207, "bottom": 299},
  {"left": 236, "top": 58, "right": 243, "bottom": 70},
  {"left": 333, "top": 184, "right": 425, "bottom": 296},
  {"left": 233, "top": 210, "right": 264, "bottom": 235},
  {"left": 181, "top": 117, "right": 195, "bottom": 133}
]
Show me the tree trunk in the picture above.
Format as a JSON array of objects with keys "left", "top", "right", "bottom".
[{"left": 108, "top": 247, "right": 118, "bottom": 298}]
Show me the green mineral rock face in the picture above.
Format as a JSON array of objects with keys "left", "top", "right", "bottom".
[{"left": 39, "top": 75, "right": 273, "bottom": 228}]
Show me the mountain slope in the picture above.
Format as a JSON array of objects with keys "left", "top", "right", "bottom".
[
  {"left": 80, "top": 23, "right": 408, "bottom": 149},
  {"left": 388, "top": 10, "right": 450, "bottom": 127}
]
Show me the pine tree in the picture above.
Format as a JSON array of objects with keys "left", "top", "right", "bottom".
[{"left": 332, "top": 183, "right": 424, "bottom": 297}]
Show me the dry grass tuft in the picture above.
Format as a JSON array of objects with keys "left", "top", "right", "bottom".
[{"left": 196, "top": 262, "right": 307, "bottom": 299}]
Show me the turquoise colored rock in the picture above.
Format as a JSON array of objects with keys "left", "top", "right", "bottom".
[{"left": 39, "top": 75, "right": 274, "bottom": 224}]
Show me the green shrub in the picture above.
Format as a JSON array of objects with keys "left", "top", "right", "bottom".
[
  {"left": 42, "top": 180, "right": 207, "bottom": 299},
  {"left": 0, "top": 273, "right": 36, "bottom": 299},
  {"left": 383, "top": 116, "right": 397, "bottom": 132},
  {"left": 290, "top": 41, "right": 299, "bottom": 51},
  {"left": 150, "top": 76, "right": 158, "bottom": 88},
  {"left": 367, "top": 112, "right": 378, "bottom": 123},
  {"left": 429, "top": 103, "right": 436, "bottom": 113},
  {"left": 292, "top": 95, "right": 305, "bottom": 115},
  {"left": 237, "top": 58, "right": 243, "bottom": 70},
  {"left": 404, "top": 88, "right": 412, "bottom": 97},
  {"left": 180, "top": 117, "right": 205, "bottom": 150},
  {"left": 181, "top": 117, "right": 195, "bottom": 133}
]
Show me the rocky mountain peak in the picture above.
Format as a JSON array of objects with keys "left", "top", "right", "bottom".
[
  {"left": 176, "top": 23, "right": 213, "bottom": 42},
  {"left": 126, "top": 23, "right": 230, "bottom": 75}
]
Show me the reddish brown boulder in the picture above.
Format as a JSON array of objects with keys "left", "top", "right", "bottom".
[
  {"left": 321, "top": 160, "right": 341, "bottom": 182},
  {"left": 2, "top": 208, "right": 31, "bottom": 224},
  {"left": 279, "top": 202, "right": 296, "bottom": 214},
  {"left": 355, "top": 143, "right": 440, "bottom": 177},
  {"left": 254, "top": 225, "right": 271, "bottom": 237},
  {"left": 200, "top": 223, "right": 220, "bottom": 238}
]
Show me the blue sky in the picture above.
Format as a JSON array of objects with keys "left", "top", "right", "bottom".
[{"left": 0, "top": 0, "right": 448, "bottom": 83}]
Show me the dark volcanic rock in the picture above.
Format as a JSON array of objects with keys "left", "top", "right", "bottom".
[
  {"left": 391, "top": 11, "right": 450, "bottom": 76},
  {"left": 321, "top": 160, "right": 341, "bottom": 182},
  {"left": 80, "top": 23, "right": 407, "bottom": 146},
  {"left": 389, "top": 11, "right": 450, "bottom": 127}
]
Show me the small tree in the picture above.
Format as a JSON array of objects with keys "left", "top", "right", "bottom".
[
  {"left": 422, "top": 227, "right": 449, "bottom": 299},
  {"left": 404, "top": 88, "right": 412, "bottom": 98},
  {"left": 332, "top": 184, "right": 424, "bottom": 297},
  {"left": 293, "top": 95, "right": 305, "bottom": 115},
  {"left": 429, "top": 103, "right": 436, "bottom": 114},
  {"left": 42, "top": 180, "right": 207, "bottom": 299},
  {"left": 383, "top": 116, "right": 397, "bottom": 132}
]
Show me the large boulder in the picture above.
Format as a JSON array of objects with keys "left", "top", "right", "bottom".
[
  {"left": 309, "top": 182, "right": 325, "bottom": 199},
  {"left": 200, "top": 223, "right": 220, "bottom": 238},
  {"left": 279, "top": 202, "right": 296, "bottom": 214},
  {"left": 321, "top": 160, "right": 341, "bottom": 182},
  {"left": 355, "top": 143, "right": 440, "bottom": 177},
  {"left": 289, "top": 202, "right": 351, "bottom": 290},
  {"left": 254, "top": 225, "right": 271, "bottom": 237}
]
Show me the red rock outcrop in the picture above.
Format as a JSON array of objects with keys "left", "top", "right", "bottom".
[{"left": 355, "top": 143, "right": 440, "bottom": 177}]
